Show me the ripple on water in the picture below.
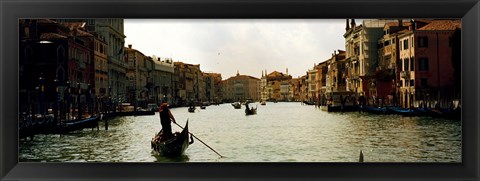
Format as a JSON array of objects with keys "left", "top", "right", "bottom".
[{"left": 19, "top": 103, "right": 461, "bottom": 162}]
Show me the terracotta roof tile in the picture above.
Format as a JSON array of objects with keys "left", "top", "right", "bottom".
[{"left": 417, "top": 20, "right": 460, "bottom": 31}]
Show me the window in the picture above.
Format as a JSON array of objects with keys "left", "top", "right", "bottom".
[
  {"left": 419, "top": 36, "right": 428, "bottom": 47},
  {"left": 410, "top": 80, "right": 414, "bottom": 87},
  {"left": 403, "top": 39, "right": 409, "bottom": 50},
  {"left": 419, "top": 58, "right": 429, "bottom": 71},
  {"left": 404, "top": 59, "right": 409, "bottom": 71},
  {"left": 410, "top": 57, "right": 414, "bottom": 71},
  {"left": 412, "top": 37, "right": 414, "bottom": 47},
  {"left": 57, "top": 46, "right": 65, "bottom": 64},
  {"left": 397, "top": 59, "right": 402, "bottom": 71},
  {"left": 392, "top": 39, "right": 395, "bottom": 44},
  {"left": 384, "top": 40, "right": 390, "bottom": 46},
  {"left": 421, "top": 78, "right": 428, "bottom": 87}
]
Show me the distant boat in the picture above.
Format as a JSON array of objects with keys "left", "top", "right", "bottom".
[
  {"left": 303, "top": 101, "right": 315, "bottom": 105},
  {"left": 260, "top": 101, "right": 266, "bottom": 106},
  {"left": 200, "top": 105, "right": 206, "bottom": 109},
  {"left": 245, "top": 104, "right": 257, "bottom": 115},
  {"left": 188, "top": 107, "right": 196, "bottom": 113},
  {"left": 232, "top": 102, "right": 241, "bottom": 109},
  {"left": 386, "top": 107, "right": 417, "bottom": 116},
  {"left": 360, "top": 106, "right": 390, "bottom": 114}
]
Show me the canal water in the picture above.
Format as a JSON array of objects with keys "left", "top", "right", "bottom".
[{"left": 19, "top": 102, "right": 461, "bottom": 162}]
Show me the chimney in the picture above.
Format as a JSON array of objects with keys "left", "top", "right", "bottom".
[
  {"left": 398, "top": 19, "right": 403, "bottom": 27},
  {"left": 128, "top": 44, "right": 132, "bottom": 49},
  {"left": 351, "top": 19, "right": 356, "bottom": 29}
]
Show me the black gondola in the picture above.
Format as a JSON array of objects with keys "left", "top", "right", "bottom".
[
  {"left": 245, "top": 104, "right": 257, "bottom": 115},
  {"left": 386, "top": 107, "right": 417, "bottom": 116},
  {"left": 151, "top": 122, "right": 193, "bottom": 157},
  {"left": 360, "top": 106, "right": 390, "bottom": 114},
  {"left": 188, "top": 107, "right": 196, "bottom": 113}
]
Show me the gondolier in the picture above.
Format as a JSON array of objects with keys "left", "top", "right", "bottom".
[{"left": 159, "top": 102, "right": 176, "bottom": 139}]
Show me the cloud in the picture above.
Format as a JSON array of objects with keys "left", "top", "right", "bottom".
[{"left": 124, "top": 19, "right": 347, "bottom": 79}]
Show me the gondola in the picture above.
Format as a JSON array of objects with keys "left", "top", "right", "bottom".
[
  {"left": 188, "top": 107, "right": 196, "bottom": 113},
  {"left": 151, "top": 122, "right": 193, "bottom": 157},
  {"left": 386, "top": 107, "right": 417, "bottom": 116},
  {"left": 360, "top": 106, "right": 390, "bottom": 114},
  {"left": 245, "top": 104, "right": 257, "bottom": 115},
  {"left": 232, "top": 102, "right": 241, "bottom": 109},
  {"left": 425, "top": 107, "right": 461, "bottom": 120},
  {"left": 302, "top": 101, "right": 315, "bottom": 105}
]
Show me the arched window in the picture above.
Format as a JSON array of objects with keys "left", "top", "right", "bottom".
[
  {"left": 57, "top": 45, "right": 65, "bottom": 64},
  {"left": 56, "top": 66, "right": 65, "bottom": 83}
]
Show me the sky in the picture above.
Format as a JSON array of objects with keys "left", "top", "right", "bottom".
[{"left": 124, "top": 19, "right": 347, "bottom": 80}]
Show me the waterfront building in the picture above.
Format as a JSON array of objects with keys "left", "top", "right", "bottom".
[
  {"left": 307, "top": 68, "right": 318, "bottom": 103},
  {"left": 344, "top": 19, "right": 402, "bottom": 99},
  {"left": 91, "top": 32, "right": 109, "bottom": 99},
  {"left": 262, "top": 71, "right": 292, "bottom": 101},
  {"left": 222, "top": 71, "right": 261, "bottom": 102},
  {"left": 376, "top": 20, "right": 411, "bottom": 106},
  {"left": 326, "top": 50, "right": 347, "bottom": 93},
  {"left": 260, "top": 70, "right": 268, "bottom": 101},
  {"left": 314, "top": 61, "right": 328, "bottom": 104},
  {"left": 19, "top": 19, "right": 95, "bottom": 118},
  {"left": 174, "top": 62, "right": 205, "bottom": 104},
  {"left": 289, "top": 78, "right": 302, "bottom": 101},
  {"left": 56, "top": 19, "right": 128, "bottom": 106},
  {"left": 299, "top": 75, "right": 308, "bottom": 102},
  {"left": 151, "top": 56, "right": 175, "bottom": 105},
  {"left": 397, "top": 19, "right": 461, "bottom": 108},
  {"left": 204, "top": 73, "right": 223, "bottom": 103},
  {"left": 124, "top": 44, "right": 150, "bottom": 108}
]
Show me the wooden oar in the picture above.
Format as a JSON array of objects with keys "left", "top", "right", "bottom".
[{"left": 173, "top": 120, "right": 224, "bottom": 158}]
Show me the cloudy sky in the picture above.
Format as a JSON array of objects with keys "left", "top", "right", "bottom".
[{"left": 124, "top": 19, "right": 347, "bottom": 80}]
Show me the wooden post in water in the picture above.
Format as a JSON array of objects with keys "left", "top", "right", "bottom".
[
  {"left": 105, "top": 118, "right": 109, "bottom": 130},
  {"left": 359, "top": 150, "right": 364, "bottom": 162}
]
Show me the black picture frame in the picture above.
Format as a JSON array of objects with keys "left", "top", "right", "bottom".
[{"left": 1, "top": 0, "right": 479, "bottom": 180}]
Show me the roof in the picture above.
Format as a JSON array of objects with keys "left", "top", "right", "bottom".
[
  {"left": 60, "top": 22, "right": 93, "bottom": 37},
  {"left": 267, "top": 71, "right": 286, "bottom": 77},
  {"left": 40, "top": 33, "right": 67, "bottom": 39},
  {"left": 417, "top": 20, "right": 460, "bottom": 31}
]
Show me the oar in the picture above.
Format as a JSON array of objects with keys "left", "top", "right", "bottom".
[{"left": 173, "top": 120, "right": 224, "bottom": 158}]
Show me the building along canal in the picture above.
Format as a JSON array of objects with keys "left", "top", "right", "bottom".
[{"left": 19, "top": 102, "right": 461, "bottom": 162}]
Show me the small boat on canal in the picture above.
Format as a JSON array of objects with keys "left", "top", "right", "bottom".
[
  {"left": 188, "top": 106, "right": 196, "bottom": 113},
  {"left": 386, "top": 107, "right": 417, "bottom": 116},
  {"left": 303, "top": 101, "right": 315, "bottom": 105},
  {"left": 232, "top": 102, "right": 241, "bottom": 109},
  {"left": 360, "top": 106, "right": 390, "bottom": 114},
  {"left": 245, "top": 104, "right": 257, "bottom": 115},
  {"left": 260, "top": 101, "right": 266, "bottom": 106},
  {"left": 151, "top": 122, "right": 193, "bottom": 157}
]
